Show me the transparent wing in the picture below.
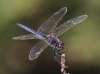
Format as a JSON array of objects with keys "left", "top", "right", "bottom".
[
  {"left": 53, "top": 15, "right": 88, "bottom": 37},
  {"left": 12, "top": 34, "right": 39, "bottom": 40},
  {"left": 37, "top": 7, "right": 67, "bottom": 35},
  {"left": 29, "top": 40, "right": 48, "bottom": 60}
]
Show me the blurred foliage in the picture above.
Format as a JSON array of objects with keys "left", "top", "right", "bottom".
[{"left": 0, "top": 0, "right": 100, "bottom": 74}]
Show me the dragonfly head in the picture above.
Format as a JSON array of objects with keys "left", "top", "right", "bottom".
[{"left": 56, "top": 42, "right": 65, "bottom": 51}]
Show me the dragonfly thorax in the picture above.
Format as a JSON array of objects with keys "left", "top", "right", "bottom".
[{"left": 45, "top": 35, "right": 65, "bottom": 51}]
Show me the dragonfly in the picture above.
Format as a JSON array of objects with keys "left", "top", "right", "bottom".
[{"left": 13, "top": 7, "right": 88, "bottom": 64}]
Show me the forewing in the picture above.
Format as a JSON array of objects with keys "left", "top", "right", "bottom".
[
  {"left": 37, "top": 7, "right": 67, "bottom": 35},
  {"left": 12, "top": 34, "right": 39, "bottom": 40},
  {"left": 29, "top": 40, "right": 48, "bottom": 60},
  {"left": 53, "top": 15, "right": 88, "bottom": 37}
]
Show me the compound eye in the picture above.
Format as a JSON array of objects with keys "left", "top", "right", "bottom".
[
  {"left": 58, "top": 44, "right": 62, "bottom": 48},
  {"left": 56, "top": 42, "right": 65, "bottom": 51},
  {"left": 57, "top": 42, "right": 64, "bottom": 48}
]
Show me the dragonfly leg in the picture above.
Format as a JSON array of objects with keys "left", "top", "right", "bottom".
[
  {"left": 53, "top": 49, "right": 68, "bottom": 68},
  {"left": 53, "top": 49, "right": 61, "bottom": 64},
  {"left": 56, "top": 50, "right": 62, "bottom": 56}
]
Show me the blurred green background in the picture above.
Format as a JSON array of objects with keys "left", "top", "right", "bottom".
[{"left": 0, "top": 0, "right": 100, "bottom": 74}]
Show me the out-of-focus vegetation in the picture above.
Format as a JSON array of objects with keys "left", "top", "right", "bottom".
[{"left": 0, "top": 0, "right": 100, "bottom": 74}]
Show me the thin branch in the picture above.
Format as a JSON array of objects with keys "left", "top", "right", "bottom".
[{"left": 61, "top": 54, "right": 69, "bottom": 74}]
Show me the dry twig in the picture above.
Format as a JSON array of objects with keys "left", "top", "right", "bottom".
[{"left": 61, "top": 54, "right": 69, "bottom": 74}]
